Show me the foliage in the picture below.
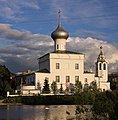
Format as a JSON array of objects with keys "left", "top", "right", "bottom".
[
  {"left": 74, "top": 81, "right": 82, "bottom": 94},
  {"left": 89, "top": 81, "right": 98, "bottom": 92},
  {"left": 0, "top": 65, "right": 10, "bottom": 81},
  {"left": 51, "top": 81, "right": 57, "bottom": 94},
  {"left": 65, "top": 87, "right": 70, "bottom": 94},
  {"left": 0, "top": 65, "right": 15, "bottom": 96},
  {"left": 20, "top": 95, "right": 78, "bottom": 105},
  {"left": 42, "top": 79, "right": 50, "bottom": 94},
  {"left": 3, "top": 97, "right": 22, "bottom": 103},
  {"left": 75, "top": 105, "right": 92, "bottom": 120},
  {"left": 60, "top": 83, "right": 63, "bottom": 93},
  {"left": 69, "top": 83, "right": 75, "bottom": 93},
  {"left": 110, "top": 80, "right": 117, "bottom": 90},
  {"left": 93, "top": 92, "right": 114, "bottom": 119}
]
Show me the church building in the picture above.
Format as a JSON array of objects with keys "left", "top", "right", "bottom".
[{"left": 16, "top": 13, "right": 110, "bottom": 95}]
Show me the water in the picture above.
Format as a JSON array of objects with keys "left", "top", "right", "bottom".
[{"left": 0, "top": 105, "right": 76, "bottom": 120}]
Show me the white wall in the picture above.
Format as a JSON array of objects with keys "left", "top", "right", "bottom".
[{"left": 83, "top": 73, "right": 95, "bottom": 85}]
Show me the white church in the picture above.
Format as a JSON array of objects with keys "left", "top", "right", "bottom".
[{"left": 16, "top": 13, "right": 110, "bottom": 95}]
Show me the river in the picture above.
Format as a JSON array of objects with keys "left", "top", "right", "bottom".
[{"left": 0, "top": 105, "right": 76, "bottom": 120}]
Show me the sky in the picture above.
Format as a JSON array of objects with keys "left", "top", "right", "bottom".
[{"left": 0, "top": 0, "right": 118, "bottom": 73}]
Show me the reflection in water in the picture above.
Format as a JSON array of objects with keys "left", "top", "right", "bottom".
[{"left": 0, "top": 105, "right": 76, "bottom": 120}]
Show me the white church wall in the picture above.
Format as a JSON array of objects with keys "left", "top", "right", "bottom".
[
  {"left": 97, "top": 62, "right": 108, "bottom": 81},
  {"left": 35, "top": 72, "right": 50, "bottom": 90},
  {"left": 83, "top": 73, "right": 95, "bottom": 85},
  {"left": 95, "top": 77, "right": 110, "bottom": 91},
  {"left": 49, "top": 53, "right": 85, "bottom": 89},
  {"left": 99, "top": 82, "right": 110, "bottom": 91}
]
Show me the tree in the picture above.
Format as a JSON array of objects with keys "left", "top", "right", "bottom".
[
  {"left": 51, "top": 81, "right": 57, "bottom": 94},
  {"left": 0, "top": 65, "right": 14, "bottom": 96},
  {"left": 83, "top": 83, "right": 89, "bottom": 92},
  {"left": 60, "top": 83, "right": 63, "bottom": 93},
  {"left": 93, "top": 92, "right": 114, "bottom": 119},
  {"left": 0, "top": 65, "right": 10, "bottom": 81},
  {"left": 69, "top": 83, "right": 75, "bottom": 93},
  {"left": 89, "top": 81, "right": 98, "bottom": 92},
  {"left": 74, "top": 81, "right": 82, "bottom": 94},
  {"left": 42, "top": 79, "right": 50, "bottom": 94}
]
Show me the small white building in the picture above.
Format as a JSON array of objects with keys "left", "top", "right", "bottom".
[{"left": 16, "top": 18, "right": 110, "bottom": 95}]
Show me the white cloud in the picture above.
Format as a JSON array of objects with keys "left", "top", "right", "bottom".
[
  {"left": 0, "top": 24, "right": 118, "bottom": 73},
  {"left": 0, "top": 0, "right": 39, "bottom": 20},
  {"left": 67, "top": 37, "right": 118, "bottom": 73}
]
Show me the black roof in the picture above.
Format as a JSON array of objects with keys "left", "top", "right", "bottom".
[{"left": 36, "top": 69, "right": 50, "bottom": 73}]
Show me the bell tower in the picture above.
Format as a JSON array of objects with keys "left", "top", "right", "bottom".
[{"left": 96, "top": 46, "right": 108, "bottom": 81}]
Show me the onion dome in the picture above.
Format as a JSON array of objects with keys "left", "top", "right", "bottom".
[
  {"left": 97, "top": 46, "right": 106, "bottom": 62},
  {"left": 51, "top": 24, "right": 69, "bottom": 40}
]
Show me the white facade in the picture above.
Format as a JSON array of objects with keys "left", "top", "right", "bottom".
[{"left": 17, "top": 21, "right": 110, "bottom": 94}]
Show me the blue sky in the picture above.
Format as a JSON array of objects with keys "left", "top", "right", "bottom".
[{"left": 0, "top": 0, "right": 118, "bottom": 73}]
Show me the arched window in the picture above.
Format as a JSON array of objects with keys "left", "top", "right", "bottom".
[
  {"left": 99, "top": 63, "right": 102, "bottom": 70},
  {"left": 103, "top": 63, "right": 106, "bottom": 70},
  {"left": 57, "top": 44, "right": 59, "bottom": 50}
]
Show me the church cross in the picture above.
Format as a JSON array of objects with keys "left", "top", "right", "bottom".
[{"left": 58, "top": 9, "right": 62, "bottom": 26}]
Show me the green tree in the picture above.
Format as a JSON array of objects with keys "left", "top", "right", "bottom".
[
  {"left": 89, "top": 81, "right": 98, "bottom": 92},
  {"left": 60, "top": 83, "right": 63, "bottom": 93},
  {"left": 51, "top": 81, "right": 57, "bottom": 94},
  {"left": 69, "top": 83, "right": 75, "bottom": 93},
  {"left": 0, "top": 65, "right": 14, "bottom": 96},
  {"left": 0, "top": 65, "right": 10, "bottom": 81},
  {"left": 42, "top": 79, "right": 50, "bottom": 94},
  {"left": 93, "top": 92, "right": 114, "bottom": 119},
  {"left": 74, "top": 81, "right": 82, "bottom": 94}
]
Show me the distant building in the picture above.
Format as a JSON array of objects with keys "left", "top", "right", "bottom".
[{"left": 15, "top": 14, "right": 110, "bottom": 95}]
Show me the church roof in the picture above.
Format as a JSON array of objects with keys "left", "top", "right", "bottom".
[
  {"left": 51, "top": 24, "right": 69, "bottom": 40},
  {"left": 38, "top": 50, "right": 83, "bottom": 60},
  {"left": 51, "top": 10, "right": 69, "bottom": 40},
  {"left": 97, "top": 46, "right": 106, "bottom": 62},
  {"left": 51, "top": 50, "right": 83, "bottom": 54},
  {"left": 36, "top": 69, "right": 50, "bottom": 73}
]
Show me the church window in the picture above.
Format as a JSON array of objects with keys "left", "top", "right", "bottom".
[
  {"left": 75, "top": 63, "right": 79, "bottom": 69},
  {"left": 56, "top": 63, "right": 60, "bottom": 69},
  {"left": 57, "top": 44, "right": 59, "bottom": 50},
  {"left": 103, "top": 63, "right": 106, "bottom": 70},
  {"left": 66, "top": 76, "right": 70, "bottom": 82},
  {"left": 85, "top": 78, "right": 88, "bottom": 83},
  {"left": 56, "top": 76, "right": 60, "bottom": 82},
  {"left": 99, "top": 63, "right": 102, "bottom": 70},
  {"left": 75, "top": 76, "right": 79, "bottom": 82}
]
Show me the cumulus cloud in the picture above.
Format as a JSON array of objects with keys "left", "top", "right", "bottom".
[
  {"left": 0, "top": 23, "right": 118, "bottom": 73},
  {"left": 67, "top": 37, "right": 118, "bottom": 73},
  {"left": 0, "top": 23, "right": 53, "bottom": 72}
]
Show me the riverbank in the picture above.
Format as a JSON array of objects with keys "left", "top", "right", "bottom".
[
  {"left": 0, "top": 98, "right": 22, "bottom": 106},
  {"left": 1, "top": 90, "right": 118, "bottom": 120}
]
